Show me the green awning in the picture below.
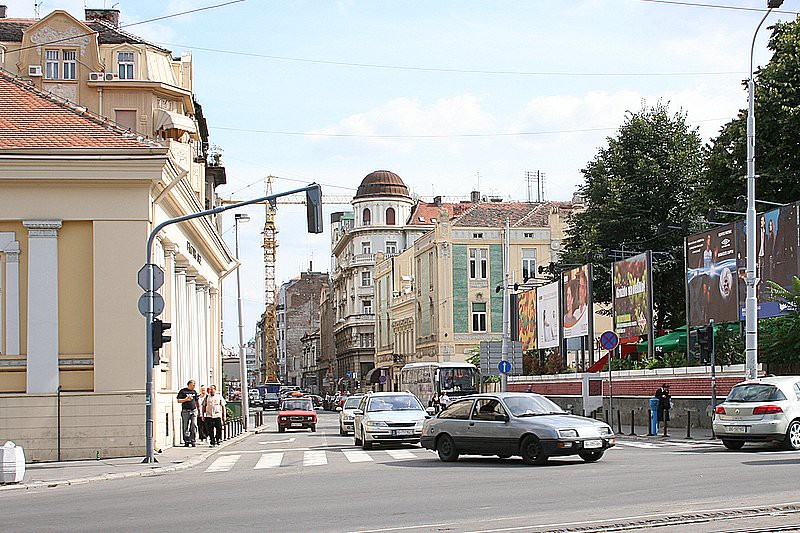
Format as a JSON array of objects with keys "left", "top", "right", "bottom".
[{"left": 636, "top": 323, "right": 740, "bottom": 354}]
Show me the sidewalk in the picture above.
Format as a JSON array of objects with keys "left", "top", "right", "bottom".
[
  {"left": 615, "top": 423, "right": 716, "bottom": 443},
  {"left": 0, "top": 424, "right": 267, "bottom": 492}
]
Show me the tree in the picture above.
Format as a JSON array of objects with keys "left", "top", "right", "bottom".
[
  {"left": 562, "top": 101, "right": 705, "bottom": 330},
  {"left": 703, "top": 19, "right": 800, "bottom": 211}
]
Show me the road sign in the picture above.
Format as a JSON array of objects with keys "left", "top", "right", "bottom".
[
  {"left": 138, "top": 291, "right": 164, "bottom": 317},
  {"left": 379, "top": 375, "right": 387, "bottom": 384},
  {"left": 497, "top": 360, "right": 512, "bottom": 374},
  {"left": 137, "top": 264, "right": 164, "bottom": 291},
  {"left": 599, "top": 330, "right": 619, "bottom": 351},
  {"left": 480, "top": 341, "right": 523, "bottom": 376}
]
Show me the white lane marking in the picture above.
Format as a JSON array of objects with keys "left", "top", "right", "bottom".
[
  {"left": 254, "top": 453, "right": 283, "bottom": 469},
  {"left": 204, "top": 454, "right": 240, "bottom": 473},
  {"left": 385, "top": 449, "right": 416, "bottom": 460},
  {"left": 343, "top": 449, "right": 374, "bottom": 463},
  {"left": 304, "top": 450, "right": 328, "bottom": 466},
  {"left": 257, "top": 438, "right": 296, "bottom": 444},
  {"left": 616, "top": 441, "right": 658, "bottom": 449},
  {"left": 222, "top": 447, "right": 311, "bottom": 454}
]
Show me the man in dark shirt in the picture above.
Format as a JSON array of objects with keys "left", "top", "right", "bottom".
[{"left": 177, "top": 380, "right": 199, "bottom": 447}]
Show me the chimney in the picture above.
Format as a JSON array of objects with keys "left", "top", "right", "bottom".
[
  {"left": 470, "top": 190, "right": 481, "bottom": 203},
  {"left": 433, "top": 195, "right": 442, "bottom": 207},
  {"left": 0, "top": 6, "right": 7, "bottom": 18},
  {"left": 85, "top": 8, "right": 120, "bottom": 28}
]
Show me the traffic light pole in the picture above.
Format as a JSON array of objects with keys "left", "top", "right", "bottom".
[{"left": 142, "top": 183, "right": 322, "bottom": 463}]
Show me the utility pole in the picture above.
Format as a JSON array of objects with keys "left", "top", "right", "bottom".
[
  {"left": 235, "top": 213, "right": 251, "bottom": 431},
  {"left": 501, "top": 217, "right": 510, "bottom": 392}
]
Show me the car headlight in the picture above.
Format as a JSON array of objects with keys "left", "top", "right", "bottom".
[
  {"left": 599, "top": 426, "right": 612, "bottom": 435},
  {"left": 558, "top": 429, "right": 579, "bottom": 438},
  {"left": 343, "top": 415, "right": 353, "bottom": 421},
  {"left": 366, "top": 421, "right": 388, "bottom": 428},
  {"left": 414, "top": 421, "right": 424, "bottom": 428}
]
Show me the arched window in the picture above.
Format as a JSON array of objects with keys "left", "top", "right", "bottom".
[
  {"left": 386, "top": 207, "right": 396, "bottom": 225},
  {"left": 363, "top": 208, "right": 371, "bottom": 226}
]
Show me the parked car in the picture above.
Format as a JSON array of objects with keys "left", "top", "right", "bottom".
[
  {"left": 277, "top": 397, "right": 317, "bottom": 432},
  {"left": 352, "top": 392, "right": 429, "bottom": 449},
  {"left": 338, "top": 395, "right": 364, "bottom": 436},
  {"left": 249, "top": 388, "right": 262, "bottom": 407},
  {"left": 713, "top": 376, "right": 800, "bottom": 450},
  {"left": 263, "top": 392, "right": 280, "bottom": 410},
  {"left": 421, "top": 392, "right": 615, "bottom": 465}
]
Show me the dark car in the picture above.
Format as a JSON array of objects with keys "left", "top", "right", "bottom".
[
  {"left": 421, "top": 392, "right": 615, "bottom": 465},
  {"left": 277, "top": 397, "right": 317, "bottom": 432},
  {"left": 263, "top": 393, "right": 280, "bottom": 410}
]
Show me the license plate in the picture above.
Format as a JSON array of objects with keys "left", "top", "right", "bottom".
[
  {"left": 392, "top": 429, "right": 414, "bottom": 436},
  {"left": 726, "top": 425, "right": 747, "bottom": 433},
  {"left": 583, "top": 439, "right": 603, "bottom": 449},
  {"left": 290, "top": 423, "right": 303, "bottom": 427}
]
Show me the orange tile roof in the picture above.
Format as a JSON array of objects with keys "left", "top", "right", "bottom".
[
  {"left": 408, "top": 202, "right": 473, "bottom": 225},
  {"left": 0, "top": 70, "right": 161, "bottom": 150}
]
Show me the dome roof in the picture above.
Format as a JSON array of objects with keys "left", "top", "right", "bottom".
[{"left": 354, "top": 170, "right": 410, "bottom": 199}]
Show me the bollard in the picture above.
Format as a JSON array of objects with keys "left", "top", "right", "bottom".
[
  {"left": 616, "top": 409, "right": 622, "bottom": 434},
  {"left": 605, "top": 409, "right": 609, "bottom": 424},
  {"left": 630, "top": 410, "right": 636, "bottom": 436},
  {"left": 663, "top": 415, "right": 669, "bottom": 437},
  {"left": 686, "top": 410, "right": 692, "bottom": 439},
  {"left": 647, "top": 409, "right": 653, "bottom": 436}
]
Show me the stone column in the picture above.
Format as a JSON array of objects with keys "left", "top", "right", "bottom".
[
  {"left": 0, "top": 234, "right": 21, "bottom": 356},
  {"left": 23, "top": 220, "right": 62, "bottom": 393},
  {"left": 174, "top": 265, "right": 188, "bottom": 388},
  {"left": 162, "top": 243, "right": 177, "bottom": 390}
]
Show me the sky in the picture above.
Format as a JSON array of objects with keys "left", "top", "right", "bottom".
[{"left": 6, "top": 0, "right": 798, "bottom": 348}]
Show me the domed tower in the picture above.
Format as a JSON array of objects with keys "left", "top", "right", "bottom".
[{"left": 352, "top": 170, "right": 413, "bottom": 229}]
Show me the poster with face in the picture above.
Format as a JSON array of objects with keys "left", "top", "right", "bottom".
[
  {"left": 686, "top": 224, "right": 738, "bottom": 326},
  {"left": 517, "top": 289, "right": 537, "bottom": 351},
  {"left": 536, "top": 281, "right": 559, "bottom": 349},
  {"left": 612, "top": 252, "right": 651, "bottom": 338},
  {"left": 562, "top": 265, "right": 590, "bottom": 339}
]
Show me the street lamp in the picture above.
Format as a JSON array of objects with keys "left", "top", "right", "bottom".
[
  {"left": 235, "top": 212, "right": 251, "bottom": 429},
  {"left": 745, "top": 0, "right": 783, "bottom": 380}
]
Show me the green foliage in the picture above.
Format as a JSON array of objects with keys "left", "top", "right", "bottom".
[
  {"left": 466, "top": 346, "right": 500, "bottom": 383},
  {"left": 714, "top": 326, "right": 745, "bottom": 366}
]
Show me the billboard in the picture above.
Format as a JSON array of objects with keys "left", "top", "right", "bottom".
[
  {"left": 613, "top": 252, "right": 651, "bottom": 338},
  {"left": 517, "top": 289, "right": 537, "bottom": 351},
  {"left": 562, "top": 265, "right": 590, "bottom": 339},
  {"left": 536, "top": 281, "right": 559, "bottom": 349},
  {"left": 686, "top": 224, "right": 739, "bottom": 326}
]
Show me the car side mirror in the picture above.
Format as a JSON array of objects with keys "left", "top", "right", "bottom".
[
  {"left": 426, "top": 407, "right": 436, "bottom": 416},
  {"left": 353, "top": 409, "right": 364, "bottom": 416},
  {"left": 336, "top": 407, "right": 342, "bottom": 412},
  {"left": 495, "top": 414, "right": 509, "bottom": 422}
]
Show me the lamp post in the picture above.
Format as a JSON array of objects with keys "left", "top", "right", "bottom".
[
  {"left": 745, "top": 0, "right": 783, "bottom": 380},
  {"left": 235, "top": 212, "right": 251, "bottom": 429}
]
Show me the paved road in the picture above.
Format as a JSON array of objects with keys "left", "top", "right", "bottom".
[{"left": 4, "top": 411, "right": 800, "bottom": 532}]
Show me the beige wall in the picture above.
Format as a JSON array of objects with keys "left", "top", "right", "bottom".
[{"left": 58, "top": 221, "right": 94, "bottom": 357}]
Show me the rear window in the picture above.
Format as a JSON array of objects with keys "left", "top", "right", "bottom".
[
  {"left": 727, "top": 384, "right": 787, "bottom": 403},
  {"left": 282, "top": 399, "right": 313, "bottom": 411}
]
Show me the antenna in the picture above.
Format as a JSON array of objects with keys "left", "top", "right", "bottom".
[
  {"left": 34, "top": 2, "right": 45, "bottom": 18},
  {"left": 476, "top": 171, "right": 481, "bottom": 192}
]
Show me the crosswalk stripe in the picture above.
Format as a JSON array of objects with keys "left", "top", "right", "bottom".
[
  {"left": 343, "top": 449, "right": 374, "bottom": 463},
  {"left": 385, "top": 449, "right": 416, "bottom": 460},
  {"left": 303, "top": 450, "right": 328, "bottom": 466},
  {"left": 205, "top": 454, "right": 240, "bottom": 472},
  {"left": 254, "top": 453, "right": 283, "bottom": 469}
]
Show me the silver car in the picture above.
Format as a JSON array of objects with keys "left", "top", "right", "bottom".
[
  {"left": 713, "top": 376, "right": 800, "bottom": 450},
  {"left": 421, "top": 392, "right": 615, "bottom": 465},
  {"left": 337, "top": 395, "right": 363, "bottom": 436},
  {"left": 352, "top": 392, "right": 430, "bottom": 449}
]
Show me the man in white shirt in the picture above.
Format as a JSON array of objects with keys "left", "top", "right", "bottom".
[{"left": 201, "top": 385, "right": 227, "bottom": 447}]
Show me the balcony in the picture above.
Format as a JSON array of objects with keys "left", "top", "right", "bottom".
[{"left": 351, "top": 253, "right": 376, "bottom": 266}]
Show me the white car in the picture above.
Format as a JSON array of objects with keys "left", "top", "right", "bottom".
[
  {"left": 352, "top": 392, "right": 432, "bottom": 450},
  {"left": 338, "top": 395, "right": 363, "bottom": 435}
]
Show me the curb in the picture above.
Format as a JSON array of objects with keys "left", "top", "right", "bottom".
[
  {"left": 0, "top": 425, "right": 266, "bottom": 492},
  {"left": 617, "top": 433, "right": 717, "bottom": 445}
]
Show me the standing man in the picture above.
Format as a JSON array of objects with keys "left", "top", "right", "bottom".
[
  {"left": 656, "top": 383, "right": 671, "bottom": 430},
  {"left": 202, "top": 385, "right": 227, "bottom": 447},
  {"left": 177, "top": 380, "right": 199, "bottom": 447},
  {"left": 439, "top": 391, "right": 450, "bottom": 411}
]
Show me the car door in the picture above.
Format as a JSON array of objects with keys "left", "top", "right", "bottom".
[
  {"left": 469, "top": 398, "right": 515, "bottom": 455},
  {"left": 435, "top": 399, "right": 474, "bottom": 451},
  {"left": 353, "top": 396, "right": 368, "bottom": 437}
]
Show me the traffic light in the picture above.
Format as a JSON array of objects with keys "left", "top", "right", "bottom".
[
  {"left": 696, "top": 324, "right": 714, "bottom": 364},
  {"left": 152, "top": 319, "right": 172, "bottom": 365},
  {"left": 306, "top": 183, "right": 323, "bottom": 234}
]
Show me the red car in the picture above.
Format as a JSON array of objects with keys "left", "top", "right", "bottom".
[{"left": 277, "top": 397, "right": 317, "bottom": 432}]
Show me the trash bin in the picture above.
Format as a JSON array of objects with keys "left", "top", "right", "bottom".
[
  {"left": 649, "top": 397, "right": 660, "bottom": 436},
  {"left": 0, "top": 441, "right": 25, "bottom": 484}
]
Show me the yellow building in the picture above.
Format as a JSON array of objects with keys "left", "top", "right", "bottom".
[{"left": 0, "top": 8, "right": 233, "bottom": 461}]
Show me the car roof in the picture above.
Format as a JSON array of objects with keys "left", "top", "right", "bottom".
[{"left": 365, "top": 391, "right": 416, "bottom": 397}]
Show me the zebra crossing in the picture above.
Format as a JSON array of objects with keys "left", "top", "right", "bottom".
[{"left": 203, "top": 447, "right": 435, "bottom": 473}]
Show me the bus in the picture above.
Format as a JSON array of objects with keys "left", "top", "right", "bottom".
[{"left": 399, "top": 362, "right": 479, "bottom": 407}]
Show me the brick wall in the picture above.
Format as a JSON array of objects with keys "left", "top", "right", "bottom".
[{"left": 509, "top": 375, "right": 743, "bottom": 398}]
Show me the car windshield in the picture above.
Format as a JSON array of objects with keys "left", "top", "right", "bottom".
[
  {"left": 726, "top": 384, "right": 787, "bottom": 403},
  {"left": 502, "top": 395, "right": 565, "bottom": 417},
  {"left": 344, "top": 398, "right": 361, "bottom": 409},
  {"left": 265, "top": 394, "right": 278, "bottom": 400},
  {"left": 367, "top": 395, "right": 423, "bottom": 412},
  {"left": 282, "top": 400, "right": 313, "bottom": 411}
]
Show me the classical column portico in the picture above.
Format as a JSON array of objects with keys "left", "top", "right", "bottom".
[{"left": 23, "top": 220, "right": 62, "bottom": 393}]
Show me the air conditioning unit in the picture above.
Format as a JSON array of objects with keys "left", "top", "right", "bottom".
[
  {"left": 28, "top": 65, "right": 42, "bottom": 77},
  {"left": 104, "top": 72, "right": 118, "bottom": 81},
  {"left": 88, "top": 72, "right": 105, "bottom": 81}
]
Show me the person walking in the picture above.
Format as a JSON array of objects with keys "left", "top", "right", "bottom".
[
  {"left": 202, "top": 385, "right": 227, "bottom": 447},
  {"left": 177, "top": 380, "right": 199, "bottom": 447},
  {"left": 196, "top": 385, "right": 208, "bottom": 443}
]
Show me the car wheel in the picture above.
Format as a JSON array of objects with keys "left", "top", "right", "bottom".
[
  {"left": 722, "top": 439, "right": 745, "bottom": 450},
  {"left": 361, "top": 430, "right": 373, "bottom": 450},
  {"left": 579, "top": 450, "right": 605, "bottom": 462},
  {"left": 278, "top": 426, "right": 285, "bottom": 433},
  {"left": 520, "top": 435, "right": 548, "bottom": 466},
  {"left": 784, "top": 420, "right": 800, "bottom": 451},
  {"left": 311, "top": 425, "right": 316, "bottom": 432},
  {"left": 436, "top": 434, "right": 459, "bottom": 462}
]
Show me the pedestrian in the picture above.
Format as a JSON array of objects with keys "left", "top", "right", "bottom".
[
  {"left": 196, "top": 385, "right": 208, "bottom": 442},
  {"left": 656, "top": 383, "right": 671, "bottom": 427},
  {"left": 201, "top": 384, "right": 227, "bottom": 447},
  {"left": 177, "top": 380, "right": 199, "bottom": 447},
  {"left": 525, "top": 387, "right": 533, "bottom": 393},
  {"left": 428, "top": 394, "right": 439, "bottom": 413},
  {"left": 439, "top": 391, "right": 450, "bottom": 411}
]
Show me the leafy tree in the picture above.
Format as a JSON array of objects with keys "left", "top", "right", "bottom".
[
  {"left": 562, "top": 101, "right": 705, "bottom": 330},
  {"left": 703, "top": 19, "right": 800, "bottom": 211}
]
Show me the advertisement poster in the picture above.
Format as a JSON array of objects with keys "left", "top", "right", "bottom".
[
  {"left": 686, "top": 224, "right": 739, "bottom": 326},
  {"left": 562, "top": 265, "right": 590, "bottom": 339},
  {"left": 517, "top": 289, "right": 537, "bottom": 351},
  {"left": 536, "top": 282, "right": 559, "bottom": 349},
  {"left": 736, "top": 203, "right": 800, "bottom": 319},
  {"left": 613, "top": 252, "right": 651, "bottom": 338}
]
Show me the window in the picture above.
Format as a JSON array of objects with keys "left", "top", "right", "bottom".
[
  {"left": 469, "top": 248, "right": 488, "bottom": 279},
  {"left": 472, "top": 302, "right": 487, "bottom": 332},
  {"left": 385, "top": 241, "right": 397, "bottom": 255},
  {"left": 362, "top": 299, "right": 373, "bottom": 314},
  {"left": 362, "top": 241, "right": 371, "bottom": 255},
  {"left": 472, "top": 399, "right": 507, "bottom": 421},
  {"left": 524, "top": 232, "right": 535, "bottom": 238},
  {"left": 359, "top": 333, "right": 374, "bottom": 347},
  {"left": 118, "top": 51, "right": 135, "bottom": 79},
  {"left": 386, "top": 207, "right": 396, "bottom": 225},
  {"left": 473, "top": 232, "right": 484, "bottom": 239},
  {"left": 439, "top": 400, "right": 474, "bottom": 420},
  {"left": 363, "top": 208, "right": 371, "bottom": 226},
  {"left": 522, "top": 248, "right": 537, "bottom": 281},
  {"left": 361, "top": 271, "right": 372, "bottom": 287},
  {"left": 115, "top": 110, "right": 137, "bottom": 131},
  {"left": 62, "top": 50, "right": 76, "bottom": 80},
  {"left": 45, "top": 50, "right": 59, "bottom": 79}
]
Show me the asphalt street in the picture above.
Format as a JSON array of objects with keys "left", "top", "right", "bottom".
[{"left": 3, "top": 412, "right": 800, "bottom": 533}]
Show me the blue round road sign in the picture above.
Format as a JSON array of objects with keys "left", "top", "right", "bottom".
[
  {"left": 600, "top": 330, "right": 619, "bottom": 351},
  {"left": 497, "top": 360, "right": 512, "bottom": 374},
  {"left": 379, "top": 375, "right": 387, "bottom": 384}
]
